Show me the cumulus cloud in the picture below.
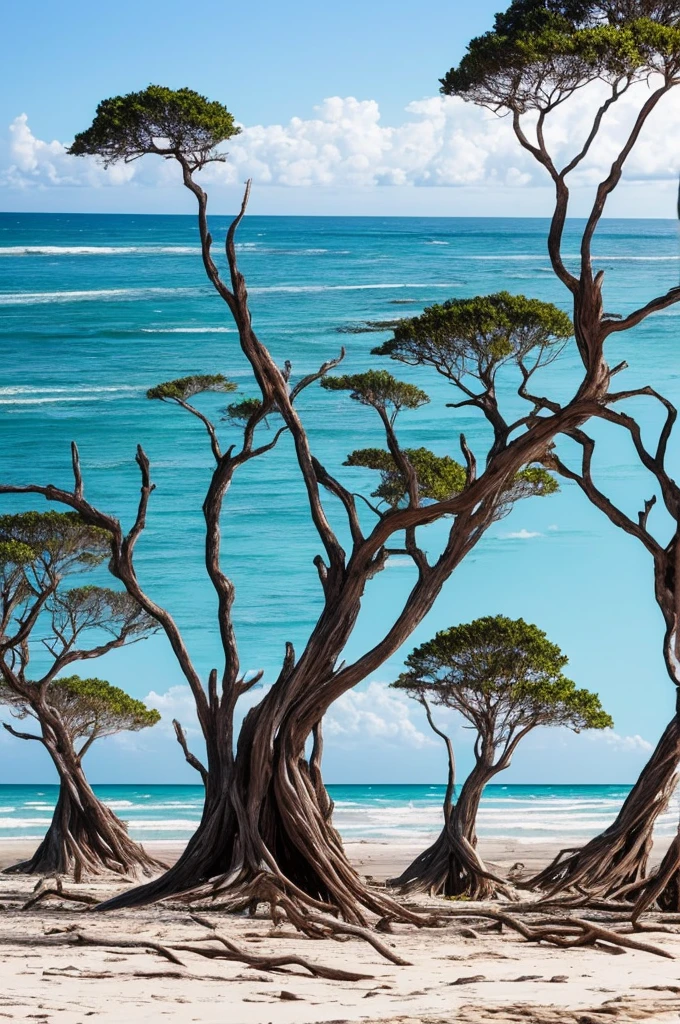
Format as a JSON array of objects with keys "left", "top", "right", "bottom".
[
  {"left": 144, "top": 685, "right": 201, "bottom": 737},
  {"left": 4, "top": 78, "right": 680, "bottom": 193},
  {"left": 141, "top": 679, "right": 433, "bottom": 754},
  {"left": 587, "top": 729, "right": 653, "bottom": 753},
  {"left": 324, "top": 681, "right": 434, "bottom": 749}
]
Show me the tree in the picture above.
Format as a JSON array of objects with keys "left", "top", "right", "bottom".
[
  {"left": 0, "top": 511, "right": 162, "bottom": 878},
  {"left": 390, "top": 616, "right": 612, "bottom": 898},
  {"left": 439, "top": 0, "right": 680, "bottom": 903},
  {"left": 0, "top": 76, "right": 661, "bottom": 925},
  {"left": 528, "top": 398, "right": 680, "bottom": 906}
]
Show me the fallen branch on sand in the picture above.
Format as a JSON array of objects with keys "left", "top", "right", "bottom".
[
  {"left": 42, "top": 923, "right": 376, "bottom": 981},
  {"left": 427, "top": 905, "right": 674, "bottom": 959}
]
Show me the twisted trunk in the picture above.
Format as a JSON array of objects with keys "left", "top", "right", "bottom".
[
  {"left": 4, "top": 740, "right": 164, "bottom": 880},
  {"left": 97, "top": 678, "right": 392, "bottom": 919},
  {"left": 529, "top": 713, "right": 680, "bottom": 899},
  {"left": 391, "top": 758, "right": 507, "bottom": 899}
]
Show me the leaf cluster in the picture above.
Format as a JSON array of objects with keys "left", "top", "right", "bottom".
[
  {"left": 147, "top": 374, "right": 237, "bottom": 401},
  {"left": 68, "top": 85, "right": 240, "bottom": 167},
  {"left": 0, "top": 674, "right": 160, "bottom": 744},
  {"left": 442, "top": 2, "right": 680, "bottom": 112},
  {"left": 48, "top": 674, "right": 160, "bottom": 739},
  {"left": 373, "top": 292, "right": 572, "bottom": 382},
  {"left": 321, "top": 369, "right": 430, "bottom": 416},
  {"left": 393, "top": 615, "right": 613, "bottom": 734},
  {"left": 345, "top": 447, "right": 467, "bottom": 507},
  {"left": 0, "top": 512, "right": 110, "bottom": 574},
  {"left": 345, "top": 447, "right": 557, "bottom": 509}
]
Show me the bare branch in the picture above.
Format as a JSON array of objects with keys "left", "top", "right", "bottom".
[{"left": 173, "top": 719, "right": 208, "bottom": 785}]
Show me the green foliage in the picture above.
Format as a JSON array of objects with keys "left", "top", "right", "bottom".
[
  {"left": 68, "top": 85, "right": 240, "bottom": 166},
  {"left": 48, "top": 675, "right": 160, "bottom": 740},
  {"left": 147, "top": 374, "right": 237, "bottom": 401},
  {"left": 345, "top": 447, "right": 467, "bottom": 507},
  {"left": 0, "top": 512, "right": 110, "bottom": 571},
  {"left": 393, "top": 615, "right": 613, "bottom": 737},
  {"left": 345, "top": 447, "right": 557, "bottom": 509},
  {"left": 224, "top": 398, "right": 264, "bottom": 423},
  {"left": 373, "top": 293, "right": 572, "bottom": 380},
  {"left": 321, "top": 369, "right": 429, "bottom": 414},
  {"left": 441, "top": 2, "right": 680, "bottom": 112}
]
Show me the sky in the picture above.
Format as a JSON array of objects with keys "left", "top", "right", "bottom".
[{"left": 1, "top": 0, "right": 680, "bottom": 217}]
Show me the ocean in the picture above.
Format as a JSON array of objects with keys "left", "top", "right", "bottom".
[
  {"left": 1, "top": 212, "right": 680, "bottom": 816},
  {"left": 0, "top": 783, "right": 678, "bottom": 843}
]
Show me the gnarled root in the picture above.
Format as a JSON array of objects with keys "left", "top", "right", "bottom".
[
  {"left": 527, "top": 722, "right": 680, "bottom": 900},
  {"left": 431, "top": 905, "right": 674, "bottom": 959},
  {"left": 632, "top": 829, "right": 680, "bottom": 921},
  {"left": 389, "top": 823, "right": 515, "bottom": 901},
  {"left": 174, "top": 871, "right": 442, "bottom": 964},
  {"left": 3, "top": 786, "right": 166, "bottom": 881}
]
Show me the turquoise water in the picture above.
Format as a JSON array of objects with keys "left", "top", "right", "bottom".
[
  {"left": 1, "top": 213, "right": 680, "bottom": 782},
  {"left": 0, "top": 783, "right": 677, "bottom": 842}
]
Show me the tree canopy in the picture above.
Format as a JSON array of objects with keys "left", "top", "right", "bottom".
[
  {"left": 321, "top": 369, "right": 430, "bottom": 418},
  {"left": 373, "top": 293, "right": 572, "bottom": 383},
  {"left": 0, "top": 511, "right": 110, "bottom": 574},
  {"left": 68, "top": 85, "right": 240, "bottom": 167},
  {"left": 1, "top": 674, "right": 159, "bottom": 744},
  {"left": 441, "top": 0, "right": 680, "bottom": 113},
  {"left": 393, "top": 615, "right": 613, "bottom": 737},
  {"left": 147, "top": 374, "right": 237, "bottom": 402},
  {"left": 344, "top": 448, "right": 558, "bottom": 509}
]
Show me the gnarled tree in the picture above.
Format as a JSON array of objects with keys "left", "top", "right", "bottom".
[
  {"left": 441, "top": 0, "right": 680, "bottom": 903},
  {"left": 0, "top": 58, "right": 673, "bottom": 922},
  {"left": 0, "top": 511, "right": 162, "bottom": 878},
  {"left": 529, "top": 391, "right": 680, "bottom": 904},
  {"left": 390, "top": 615, "right": 612, "bottom": 899}
]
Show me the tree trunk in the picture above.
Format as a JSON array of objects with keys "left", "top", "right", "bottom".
[
  {"left": 4, "top": 747, "right": 165, "bottom": 881},
  {"left": 389, "top": 761, "right": 508, "bottom": 900},
  {"left": 528, "top": 714, "right": 680, "bottom": 899},
  {"left": 97, "top": 704, "right": 416, "bottom": 922}
]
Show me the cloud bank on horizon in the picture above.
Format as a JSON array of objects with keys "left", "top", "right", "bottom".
[{"left": 3, "top": 79, "right": 680, "bottom": 201}]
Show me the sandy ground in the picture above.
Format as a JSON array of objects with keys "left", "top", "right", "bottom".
[{"left": 0, "top": 837, "right": 679, "bottom": 1023}]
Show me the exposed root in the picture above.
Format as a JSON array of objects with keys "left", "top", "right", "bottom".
[
  {"left": 528, "top": 718, "right": 680, "bottom": 901},
  {"left": 189, "top": 914, "right": 375, "bottom": 979},
  {"left": 389, "top": 825, "right": 517, "bottom": 901},
  {"left": 183, "top": 874, "right": 421, "bottom": 965},
  {"left": 632, "top": 830, "right": 680, "bottom": 922},
  {"left": 52, "top": 920, "right": 377, "bottom": 980},
  {"left": 419, "top": 905, "right": 674, "bottom": 959},
  {"left": 22, "top": 887, "right": 99, "bottom": 911}
]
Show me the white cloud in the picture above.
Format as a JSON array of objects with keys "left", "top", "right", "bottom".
[
  {"left": 144, "top": 685, "right": 201, "bottom": 737},
  {"left": 5, "top": 78, "right": 680, "bottom": 193},
  {"left": 324, "top": 680, "right": 434, "bottom": 749},
  {"left": 587, "top": 729, "right": 653, "bottom": 753},
  {"left": 501, "top": 529, "right": 543, "bottom": 540}
]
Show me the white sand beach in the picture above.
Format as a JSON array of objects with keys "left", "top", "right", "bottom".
[{"left": 0, "top": 836, "right": 679, "bottom": 1023}]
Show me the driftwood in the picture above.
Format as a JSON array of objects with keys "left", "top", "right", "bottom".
[{"left": 41, "top": 920, "right": 377, "bottom": 980}]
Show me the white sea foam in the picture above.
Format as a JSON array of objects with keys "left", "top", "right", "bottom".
[
  {"left": 0, "top": 817, "right": 52, "bottom": 827},
  {"left": 0, "top": 386, "right": 140, "bottom": 395},
  {"left": 0, "top": 287, "right": 198, "bottom": 306},
  {"left": 0, "top": 246, "right": 199, "bottom": 256},
  {"left": 249, "top": 283, "right": 456, "bottom": 294},
  {"left": 141, "top": 327, "right": 233, "bottom": 334}
]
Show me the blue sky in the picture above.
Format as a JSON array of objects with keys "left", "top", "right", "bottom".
[{"left": 2, "top": 0, "right": 679, "bottom": 216}]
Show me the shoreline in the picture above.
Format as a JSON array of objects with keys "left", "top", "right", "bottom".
[{"left": 0, "top": 834, "right": 674, "bottom": 878}]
